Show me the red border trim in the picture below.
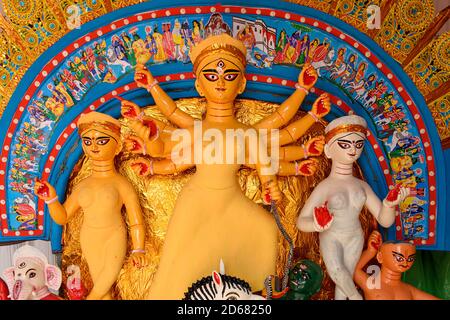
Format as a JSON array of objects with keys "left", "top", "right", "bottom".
[{"left": 0, "top": 5, "right": 437, "bottom": 245}]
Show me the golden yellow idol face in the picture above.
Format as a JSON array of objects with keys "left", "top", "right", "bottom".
[
  {"left": 81, "top": 129, "right": 119, "bottom": 161},
  {"left": 196, "top": 58, "right": 246, "bottom": 104}
]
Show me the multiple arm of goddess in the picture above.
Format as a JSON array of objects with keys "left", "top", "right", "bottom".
[{"left": 121, "top": 63, "right": 331, "bottom": 191}]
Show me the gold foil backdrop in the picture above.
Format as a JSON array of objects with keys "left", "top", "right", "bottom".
[
  {"left": 428, "top": 93, "right": 450, "bottom": 141},
  {"left": 285, "top": 0, "right": 335, "bottom": 13},
  {"left": 60, "top": 97, "right": 375, "bottom": 300},
  {"left": 335, "top": 0, "right": 383, "bottom": 33},
  {"left": 405, "top": 32, "right": 450, "bottom": 97}
]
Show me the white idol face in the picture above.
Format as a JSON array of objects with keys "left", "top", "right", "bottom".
[{"left": 325, "top": 132, "right": 366, "bottom": 165}]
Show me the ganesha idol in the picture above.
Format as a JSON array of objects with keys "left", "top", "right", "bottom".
[{"left": 2, "top": 245, "right": 62, "bottom": 300}]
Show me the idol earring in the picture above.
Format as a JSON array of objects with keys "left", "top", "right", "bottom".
[
  {"left": 116, "top": 143, "right": 123, "bottom": 155},
  {"left": 196, "top": 83, "right": 204, "bottom": 97},
  {"left": 323, "top": 144, "right": 332, "bottom": 159},
  {"left": 238, "top": 79, "right": 247, "bottom": 94}
]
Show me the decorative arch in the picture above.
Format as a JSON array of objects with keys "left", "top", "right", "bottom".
[{"left": 0, "top": 0, "right": 447, "bottom": 251}]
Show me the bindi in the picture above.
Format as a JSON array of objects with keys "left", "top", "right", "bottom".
[{"left": 216, "top": 60, "right": 225, "bottom": 75}]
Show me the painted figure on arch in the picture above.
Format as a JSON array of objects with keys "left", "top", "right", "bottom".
[
  {"left": 152, "top": 25, "right": 167, "bottom": 63},
  {"left": 13, "top": 194, "right": 37, "bottom": 230},
  {"left": 296, "top": 115, "right": 410, "bottom": 300},
  {"left": 34, "top": 112, "right": 148, "bottom": 300},
  {"left": 237, "top": 23, "right": 256, "bottom": 56},
  {"left": 192, "top": 19, "right": 204, "bottom": 44},
  {"left": 162, "top": 22, "right": 176, "bottom": 62},
  {"left": 329, "top": 47, "right": 347, "bottom": 80},
  {"left": 121, "top": 31, "right": 137, "bottom": 66},
  {"left": 118, "top": 33, "right": 331, "bottom": 299},
  {"left": 274, "top": 29, "right": 288, "bottom": 63},
  {"left": 145, "top": 26, "right": 157, "bottom": 58},
  {"left": 204, "top": 13, "right": 231, "bottom": 37}
]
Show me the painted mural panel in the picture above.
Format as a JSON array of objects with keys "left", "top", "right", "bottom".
[{"left": 0, "top": 8, "right": 434, "bottom": 245}]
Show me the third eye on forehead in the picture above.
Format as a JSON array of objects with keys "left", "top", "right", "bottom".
[{"left": 202, "top": 58, "right": 241, "bottom": 71}]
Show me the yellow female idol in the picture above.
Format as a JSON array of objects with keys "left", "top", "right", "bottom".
[{"left": 35, "top": 112, "right": 148, "bottom": 300}]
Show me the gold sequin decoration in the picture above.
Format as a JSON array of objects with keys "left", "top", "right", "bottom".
[
  {"left": 432, "top": 33, "right": 450, "bottom": 73},
  {"left": 1, "top": 0, "right": 43, "bottom": 25},
  {"left": 285, "top": 0, "right": 334, "bottom": 13},
  {"left": 0, "top": 0, "right": 446, "bottom": 123},
  {"left": 335, "top": 0, "right": 383, "bottom": 33},
  {"left": 111, "top": 0, "right": 143, "bottom": 10},
  {"left": 395, "top": 0, "right": 435, "bottom": 33},
  {"left": 375, "top": 0, "right": 435, "bottom": 63},
  {"left": 405, "top": 33, "right": 450, "bottom": 96},
  {"left": 57, "top": 0, "right": 108, "bottom": 26},
  {"left": 428, "top": 93, "right": 450, "bottom": 141}
]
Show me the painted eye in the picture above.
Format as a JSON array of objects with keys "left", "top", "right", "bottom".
[
  {"left": 29, "top": 272, "right": 36, "bottom": 279},
  {"left": 224, "top": 73, "right": 238, "bottom": 81},
  {"left": 83, "top": 140, "right": 92, "bottom": 146},
  {"left": 355, "top": 142, "right": 365, "bottom": 149},
  {"left": 394, "top": 255, "right": 404, "bottom": 262},
  {"left": 337, "top": 141, "right": 351, "bottom": 149},
  {"left": 97, "top": 139, "right": 110, "bottom": 146},
  {"left": 203, "top": 73, "right": 219, "bottom": 81},
  {"left": 227, "top": 296, "right": 238, "bottom": 300},
  {"left": 407, "top": 257, "right": 415, "bottom": 263}
]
